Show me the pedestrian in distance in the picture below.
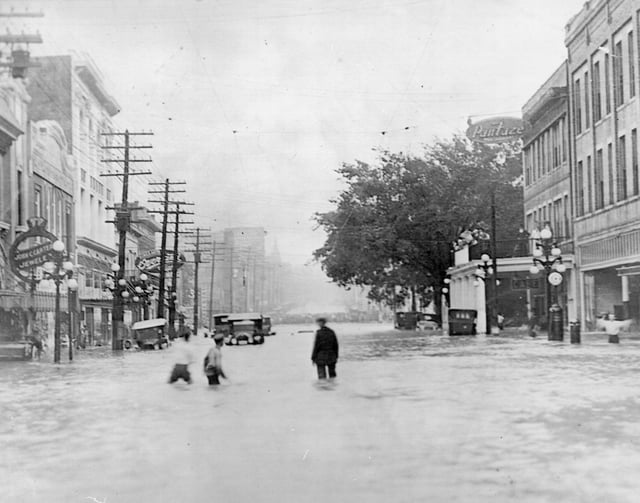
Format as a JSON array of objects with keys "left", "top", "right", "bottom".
[
  {"left": 311, "top": 317, "right": 339, "bottom": 380},
  {"left": 204, "top": 333, "right": 228, "bottom": 385},
  {"left": 168, "top": 331, "right": 195, "bottom": 384}
]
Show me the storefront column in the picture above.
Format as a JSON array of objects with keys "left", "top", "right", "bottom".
[
  {"left": 476, "top": 277, "right": 487, "bottom": 334},
  {"left": 621, "top": 275, "right": 630, "bottom": 319}
]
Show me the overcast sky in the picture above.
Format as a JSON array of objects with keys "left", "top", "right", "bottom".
[{"left": 12, "top": 0, "right": 584, "bottom": 264}]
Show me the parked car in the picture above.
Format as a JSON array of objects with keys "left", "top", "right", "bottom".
[
  {"left": 417, "top": 313, "right": 441, "bottom": 331},
  {"left": 129, "top": 318, "right": 168, "bottom": 350},
  {"left": 448, "top": 309, "right": 477, "bottom": 336}
]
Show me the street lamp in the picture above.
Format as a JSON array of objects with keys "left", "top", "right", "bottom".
[
  {"left": 475, "top": 253, "right": 494, "bottom": 335},
  {"left": 41, "top": 240, "right": 78, "bottom": 363},
  {"left": 104, "top": 266, "right": 155, "bottom": 324},
  {"left": 529, "top": 224, "right": 564, "bottom": 341}
]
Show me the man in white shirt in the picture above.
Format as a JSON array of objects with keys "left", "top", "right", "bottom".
[
  {"left": 168, "top": 332, "right": 195, "bottom": 384},
  {"left": 204, "top": 333, "right": 227, "bottom": 385}
]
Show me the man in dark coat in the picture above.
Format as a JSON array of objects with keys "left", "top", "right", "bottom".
[{"left": 311, "top": 318, "right": 339, "bottom": 379}]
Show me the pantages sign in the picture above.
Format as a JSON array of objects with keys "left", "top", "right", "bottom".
[
  {"left": 9, "top": 217, "right": 58, "bottom": 283},
  {"left": 135, "top": 250, "right": 186, "bottom": 276},
  {"left": 466, "top": 116, "right": 524, "bottom": 145}
]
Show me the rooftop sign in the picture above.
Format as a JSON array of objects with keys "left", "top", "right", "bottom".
[{"left": 466, "top": 117, "right": 524, "bottom": 145}]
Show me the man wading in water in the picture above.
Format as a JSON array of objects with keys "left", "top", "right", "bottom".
[
  {"left": 204, "top": 333, "right": 227, "bottom": 385},
  {"left": 311, "top": 317, "right": 339, "bottom": 379}
]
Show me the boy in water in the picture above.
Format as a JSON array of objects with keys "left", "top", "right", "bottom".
[
  {"left": 168, "top": 331, "right": 195, "bottom": 384},
  {"left": 204, "top": 333, "right": 227, "bottom": 385}
]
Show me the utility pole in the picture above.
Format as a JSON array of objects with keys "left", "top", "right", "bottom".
[
  {"left": 208, "top": 242, "right": 217, "bottom": 329},
  {"left": 184, "top": 227, "right": 212, "bottom": 335},
  {"left": 148, "top": 180, "right": 187, "bottom": 320},
  {"left": 168, "top": 204, "right": 194, "bottom": 338},
  {"left": 101, "top": 130, "right": 153, "bottom": 350}
]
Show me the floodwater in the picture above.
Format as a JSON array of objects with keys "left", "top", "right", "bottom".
[{"left": 2, "top": 324, "right": 640, "bottom": 503}]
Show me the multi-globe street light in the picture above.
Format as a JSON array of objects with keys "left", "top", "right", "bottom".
[
  {"left": 528, "top": 225, "right": 566, "bottom": 341},
  {"left": 104, "top": 265, "right": 155, "bottom": 329},
  {"left": 41, "top": 240, "right": 78, "bottom": 363},
  {"left": 473, "top": 253, "right": 494, "bottom": 335}
]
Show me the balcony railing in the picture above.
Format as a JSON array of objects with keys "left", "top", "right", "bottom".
[{"left": 469, "top": 238, "right": 574, "bottom": 260}]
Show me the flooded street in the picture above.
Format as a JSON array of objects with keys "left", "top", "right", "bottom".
[{"left": 3, "top": 324, "right": 640, "bottom": 503}]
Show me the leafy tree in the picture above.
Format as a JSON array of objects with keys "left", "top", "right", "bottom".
[{"left": 314, "top": 136, "right": 523, "bottom": 308}]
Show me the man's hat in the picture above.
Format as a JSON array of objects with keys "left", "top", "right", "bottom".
[
  {"left": 316, "top": 317, "right": 327, "bottom": 324},
  {"left": 214, "top": 333, "right": 225, "bottom": 342}
]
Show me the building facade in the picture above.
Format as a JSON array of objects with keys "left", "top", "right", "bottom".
[
  {"left": 27, "top": 53, "right": 121, "bottom": 344},
  {"left": 522, "top": 62, "right": 578, "bottom": 323},
  {"left": 566, "top": 0, "right": 640, "bottom": 327}
]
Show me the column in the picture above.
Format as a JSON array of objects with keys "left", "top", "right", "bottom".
[{"left": 621, "top": 274, "right": 630, "bottom": 319}]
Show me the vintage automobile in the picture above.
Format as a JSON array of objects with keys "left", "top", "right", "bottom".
[
  {"left": 128, "top": 318, "right": 168, "bottom": 350},
  {"left": 262, "top": 316, "right": 276, "bottom": 336},
  {"left": 394, "top": 311, "right": 420, "bottom": 330},
  {"left": 448, "top": 309, "right": 477, "bottom": 336},
  {"left": 416, "top": 313, "right": 441, "bottom": 331},
  {"left": 212, "top": 314, "right": 231, "bottom": 338},
  {"left": 226, "top": 313, "right": 266, "bottom": 346}
]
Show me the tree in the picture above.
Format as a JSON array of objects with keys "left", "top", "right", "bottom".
[{"left": 314, "top": 136, "right": 523, "bottom": 308}]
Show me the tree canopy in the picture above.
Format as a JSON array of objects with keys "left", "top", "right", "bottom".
[{"left": 313, "top": 136, "right": 523, "bottom": 307}]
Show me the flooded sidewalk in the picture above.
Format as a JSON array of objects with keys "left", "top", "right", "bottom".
[{"left": 2, "top": 324, "right": 640, "bottom": 503}]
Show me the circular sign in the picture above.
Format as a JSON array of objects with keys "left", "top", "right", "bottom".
[
  {"left": 8, "top": 217, "right": 57, "bottom": 283},
  {"left": 548, "top": 272, "right": 563, "bottom": 286}
]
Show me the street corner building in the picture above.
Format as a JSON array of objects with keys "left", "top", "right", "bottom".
[
  {"left": 566, "top": 0, "right": 640, "bottom": 328},
  {"left": 447, "top": 0, "right": 640, "bottom": 334}
]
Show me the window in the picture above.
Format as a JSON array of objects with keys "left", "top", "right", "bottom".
[
  {"left": 564, "top": 195, "right": 571, "bottom": 238},
  {"left": 81, "top": 169, "right": 87, "bottom": 184},
  {"left": 587, "top": 155, "right": 593, "bottom": 212},
  {"left": 608, "top": 143, "right": 615, "bottom": 204},
  {"left": 595, "top": 149, "right": 604, "bottom": 210},
  {"left": 629, "top": 31, "right": 636, "bottom": 98},
  {"left": 574, "top": 78, "right": 583, "bottom": 134},
  {"left": 561, "top": 118, "right": 567, "bottom": 161},
  {"left": 34, "top": 185, "right": 42, "bottom": 217},
  {"left": 605, "top": 53, "right": 612, "bottom": 114},
  {"left": 17, "top": 170, "right": 23, "bottom": 226},
  {"left": 618, "top": 135, "right": 628, "bottom": 201},
  {"left": 593, "top": 61, "right": 602, "bottom": 121},
  {"left": 615, "top": 41, "right": 624, "bottom": 106},
  {"left": 577, "top": 160, "right": 585, "bottom": 216},
  {"left": 633, "top": 129, "right": 639, "bottom": 196},
  {"left": 584, "top": 71, "right": 590, "bottom": 126}
]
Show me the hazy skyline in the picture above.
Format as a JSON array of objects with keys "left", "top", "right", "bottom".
[{"left": 11, "top": 0, "right": 584, "bottom": 263}]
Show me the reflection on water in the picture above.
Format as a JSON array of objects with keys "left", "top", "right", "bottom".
[{"left": 2, "top": 323, "right": 640, "bottom": 502}]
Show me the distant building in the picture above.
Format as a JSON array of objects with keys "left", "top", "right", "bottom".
[
  {"left": 27, "top": 53, "right": 121, "bottom": 344},
  {"left": 222, "top": 227, "right": 266, "bottom": 313}
]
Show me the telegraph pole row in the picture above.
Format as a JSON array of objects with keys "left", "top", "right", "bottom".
[
  {"left": 148, "top": 179, "right": 187, "bottom": 321},
  {"left": 101, "top": 130, "right": 153, "bottom": 350},
  {"left": 184, "top": 227, "right": 213, "bottom": 335},
  {"left": 148, "top": 189, "right": 194, "bottom": 338},
  {"left": 169, "top": 204, "right": 194, "bottom": 338}
]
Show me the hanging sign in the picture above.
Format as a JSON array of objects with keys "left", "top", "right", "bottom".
[
  {"left": 8, "top": 217, "right": 58, "bottom": 283},
  {"left": 466, "top": 117, "right": 524, "bottom": 145},
  {"left": 135, "top": 250, "right": 186, "bottom": 276}
]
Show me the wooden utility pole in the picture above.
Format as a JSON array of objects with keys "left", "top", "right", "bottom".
[
  {"left": 184, "top": 228, "right": 212, "bottom": 335},
  {"left": 168, "top": 204, "right": 194, "bottom": 337},
  {"left": 101, "top": 130, "right": 153, "bottom": 350},
  {"left": 208, "top": 242, "right": 217, "bottom": 330},
  {"left": 148, "top": 180, "right": 188, "bottom": 320}
]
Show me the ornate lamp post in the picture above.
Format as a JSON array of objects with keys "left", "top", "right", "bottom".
[
  {"left": 529, "top": 224, "right": 566, "bottom": 341},
  {"left": 473, "top": 253, "right": 494, "bottom": 335},
  {"left": 42, "top": 240, "right": 79, "bottom": 363},
  {"left": 104, "top": 266, "right": 155, "bottom": 324}
]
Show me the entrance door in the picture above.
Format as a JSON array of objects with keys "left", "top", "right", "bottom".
[{"left": 85, "top": 307, "right": 95, "bottom": 346}]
